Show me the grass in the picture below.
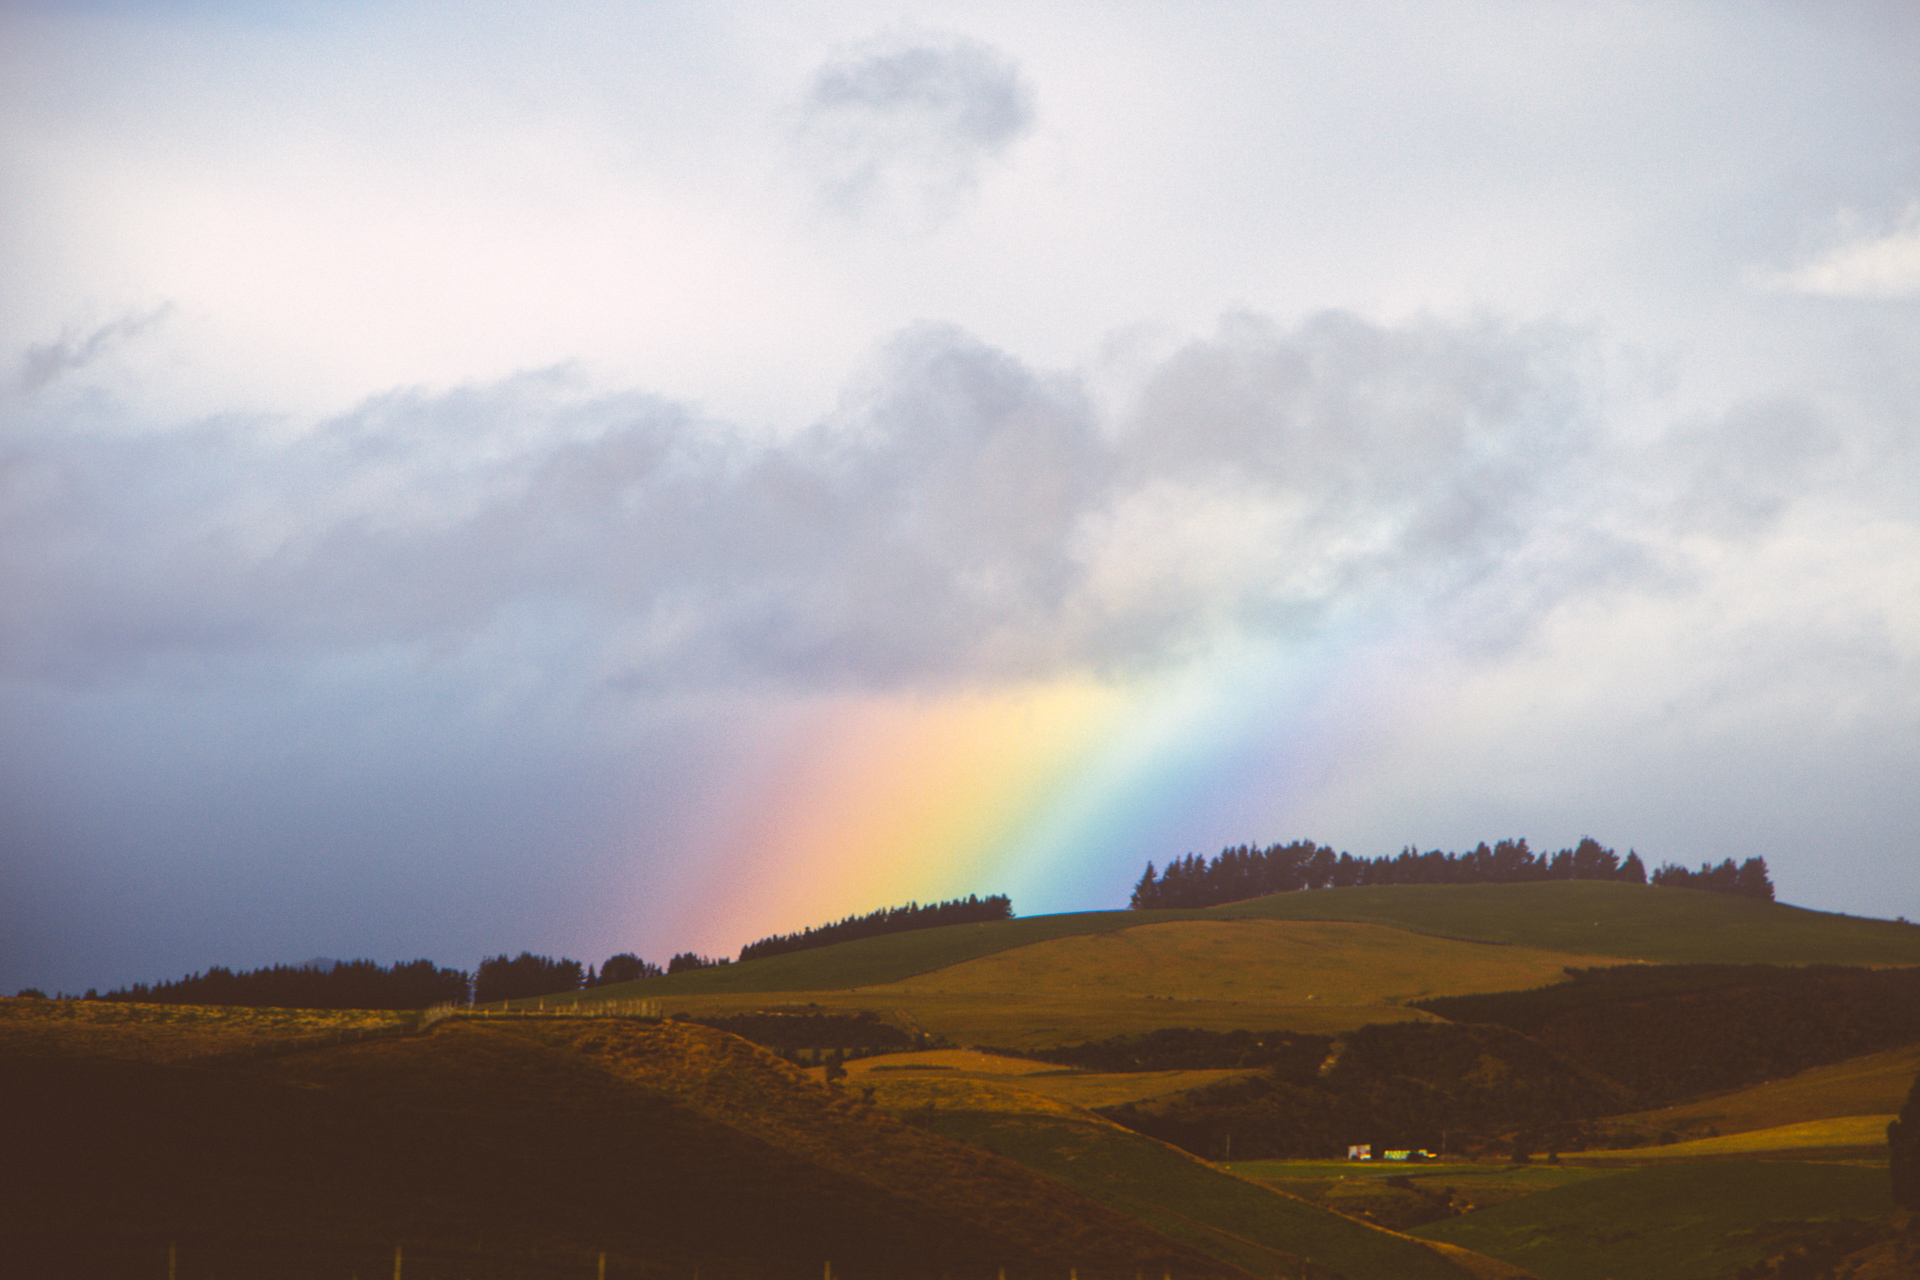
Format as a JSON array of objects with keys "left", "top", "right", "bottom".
[
  {"left": 1211, "top": 881, "right": 1920, "bottom": 966},
  {"left": 3, "top": 1011, "right": 1250, "bottom": 1280},
  {"left": 926, "top": 1110, "right": 1480, "bottom": 1280},
  {"left": 838, "top": 1048, "right": 1260, "bottom": 1109},
  {"left": 845, "top": 1053, "right": 1260, "bottom": 1124},
  {"left": 578, "top": 910, "right": 1156, "bottom": 998},
  {"left": 643, "top": 989, "right": 1433, "bottom": 1050},
  {"left": 1221, "top": 1159, "right": 1612, "bottom": 1189},
  {"left": 561, "top": 883, "right": 1920, "bottom": 1014},
  {"left": 1570, "top": 1115, "right": 1893, "bottom": 1161},
  {"left": 1605, "top": 1042, "right": 1920, "bottom": 1140},
  {"left": 1413, "top": 1160, "right": 1896, "bottom": 1280},
  {"left": 0, "top": 995, "right": 409, "bottom": 1063},
  {"left": 858, "top": 919, "right": 1623, "bottom": 1007}
]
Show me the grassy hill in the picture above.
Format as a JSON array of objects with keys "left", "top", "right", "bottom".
[
  {"left": 1607, "top": 1042, "right": 1920, "bottom": 1141},
  {"left": 1569, "top": 1114, "right": 1892, "bottom": 1161},
  {"left": 919, "top": 1109, "right": 1483, "bottom": 1280},
  {"left": 857, "top": 919, "right": 1619, "bottom": 1005},
  {"left": 1207, "top": 881, "right": 1920, "bottom": 965},
  {"left": 560, "top": 883, "right": 1920, "bottom": 1011},
  {"left": 1412, "top": 1160, "right": 1895, "bottom": 1280},
  {"left": 1, "top": 1003, "right": 1249, "bottom": 1280},
  {"left": 549, "top": 883, "right": 1920, "bottom": 1054}
]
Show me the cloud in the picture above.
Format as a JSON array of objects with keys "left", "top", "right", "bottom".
[
  {"left": 795, "top": 29, "right": 1034, "bottom": 222},
  {"left": 17, "top": 306, "right": 174, "bottom": 393},
  {"left": 1759, "top": 205, "right": 1920, "bottom": 299},
  {"left": 8, "top": 309, "right": 1890, "bottom": 701}
]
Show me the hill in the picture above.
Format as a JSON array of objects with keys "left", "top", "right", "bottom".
[
  {"left": 1, "top": 1003, "right": 1248, "bottom": 1280},
  {"left": 562, "top": 883, "right": 1920, "bottom": 1010},
  {"left": 1416, "top": 964, "right": 1920, "bottom": 1106},
  {"left": 1608, "top": 1042, "right": 1920, "bottom": 1142},
  {"left": 1412, "top": 1161, "right": 1895, "bottom": 1280},
  {"left": 847, "top": 1072, "right": 1487, "bottom": 1280},
  {"left": 1205, "top": 881, "right": 1920, "bottom": 966},
  {"left": 551, "top": 884, "right": 1920, "bottom": 1054},
  {"left": 1089, "top": 1021, "right": 1632, "bottom": 1161}
]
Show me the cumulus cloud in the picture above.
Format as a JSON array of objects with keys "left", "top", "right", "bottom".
[
  {"left": 795, "top": 29, "right": 1034, "bottom": 222},
  {"left": 5, "top": 310, "right": 1868, "bottom": 695},
  {"left": 1758, "top": 204, "right": 1920, "bottom": 299}
]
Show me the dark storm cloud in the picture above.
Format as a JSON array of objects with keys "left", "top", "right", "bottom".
[
  {"left": 796, "top": 30, "right": 1034, "bottom": 218},
  {"left": 4, "top": 310, "right": 1837, "bottom": 697}
]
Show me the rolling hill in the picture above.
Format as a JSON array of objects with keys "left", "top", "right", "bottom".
[
  {"left": 564, "top": 882, "right": 1920, "bottom": 1004},
  {"left": 1608, "top": 1041, "right": 1920, "bottom": 1140},
  {"left": 551, "top": 883, "right": 1920, "bottom": 1052},
  {"left": 1, "top": 1004, "right": 1249, "bottom": 1280},
  {"left": 17, "top": 880, "right": 1919, "bottom": 1280},
  {"left": 1412, "top": 1161, "right": 1896, "bottom": 1280}
]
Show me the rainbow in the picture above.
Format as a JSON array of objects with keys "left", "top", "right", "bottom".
[{"left": 646, "top": 623, "right": 1418, "bottom": 958}]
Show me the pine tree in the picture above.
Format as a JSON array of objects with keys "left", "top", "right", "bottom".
[
  {"left": 1734, "top": 857, "right": 1775, "bottom": 901},
  {"left": 1129, "top": 862, "right": 1161, "bottom": 910}
]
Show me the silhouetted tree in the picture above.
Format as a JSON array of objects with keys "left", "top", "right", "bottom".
[
  {"left": 1125, "top": 836, "right": 1704, "bottom": 910},
  {"left": 100, "top": 959, "right": 469, "bottom": 1009},
  {"left": 591, "top": 953, "right": 662, "bottom": 985},
  {"left": 1130, "top": 863, "right": 1162, "bottom": 909},
  {"left": 666, "top": 952, "right": 729, "bottom": 974},
  {"left": 472, "top": 953, "right": 583, "bottom": 1004},
  {"left": 1649, "top": 857, "right": 1774, "bottom": 900},
  {"left": 736, "top": 894, "right": 1013, "bottom": 962},
  {"left": 1735, "top": 857, "right": 1775, "bottom": 901}
]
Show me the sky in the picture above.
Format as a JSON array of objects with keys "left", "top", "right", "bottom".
[{"left": 3, "top": 0, "right": 1918, "bottom": 995}]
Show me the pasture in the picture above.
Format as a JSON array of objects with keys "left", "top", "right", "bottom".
[
  {"left": 858, "top": 918, "right": 1622, "bottom": 1006},
  {"left": 835, "top": 1047, "right": 1259, "bottom": 1110},
  {"left": 1212, "top": 881, "right": 1920, "bottom": 966},
  {"left": 643, "top": 989, "right": 1431, "bottom": 1050},
  {"left": 927, "top": 1110, "right": 1482, "bottom": 1280},
  {"left": 1605, "top": 1041, "right": 1920, "bottom": 1139},
  {"left": 0, "top": 995, "right": 410, "bottom": 1063},
  {"left": 560, "top": 883, "right": 1920, "bottom": 1018},
  {"left": 1569, "top": 1115, "right": 1893, "bottom": 1161},
  {"left": 1413, "top": 1160, "right": 1896, "bottom": 1280}
]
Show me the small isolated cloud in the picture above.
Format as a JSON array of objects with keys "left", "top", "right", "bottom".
[
  {"left": 1759, "top": 205, "right": 1920, "bottom": 299},
  {"left": 796, "top": 29, "right": 1034, "bottom": 223},
  {"left": 18, "top": 306, "right": 175, "bottom": 394}
]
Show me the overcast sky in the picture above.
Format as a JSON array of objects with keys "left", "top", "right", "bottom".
[{"left": 4, "top": 0, "right": 1918, "bottom": 995}]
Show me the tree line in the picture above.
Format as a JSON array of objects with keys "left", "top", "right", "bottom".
[
  {"left": 97, "top": 959, "right": 471, "bottom": 1010},
  {"left": 72, "top": 891, "right": 1016, "bottom": 1010},
  {"left": 1127, "top": 837, "right": 1773, "bottom": 909},
  {"left": 84, "top": 952, "right": 665, "bottom": 1009},
  {"left": 1648, "top": 857, "right": 1776, "bottom": 897},
  {"left": 735, "top": 894, "right": 1014, "bottom": 963}
]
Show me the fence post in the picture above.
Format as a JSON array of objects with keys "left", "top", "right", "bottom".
[
  {"left": 599, "top": 1251, "right": 606, "bottom": 1280},
  {"left": 168, "top": 1241, "right": 176, "bottom": 1280},
  {"left": 393, "top": 1244, "right": 402, "bottom": 1280}
]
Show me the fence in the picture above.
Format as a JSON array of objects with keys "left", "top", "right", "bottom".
[
  {"left": 466, "top": 998, "right": 664, "bottom": 1018},
  {"left": 2, "top": 1238, "right": 1195, "bottom": 1280}
]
